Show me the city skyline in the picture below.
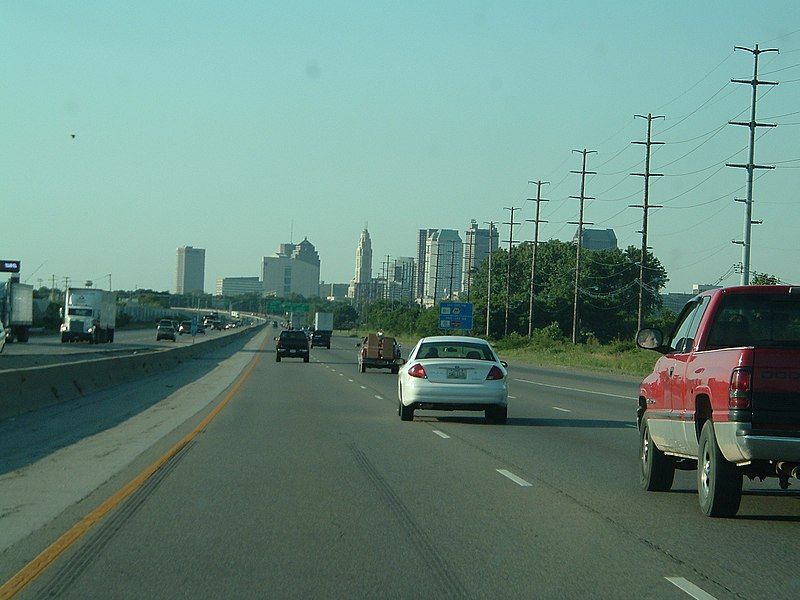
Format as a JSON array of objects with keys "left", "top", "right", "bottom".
[{"left": 3, "top": 4, "right": 798, "bottom": 294}]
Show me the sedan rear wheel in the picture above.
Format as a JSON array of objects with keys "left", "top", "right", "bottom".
[
  {"left": 400, "top": 402, "right": 414, "bottom": 422},
  {"left": 485, "top": 405, "right": 507, "bottom": 424}
]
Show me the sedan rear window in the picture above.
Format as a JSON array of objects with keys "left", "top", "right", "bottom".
[{"left": 416, "top": 342, "right": 495, "bottom": 360}]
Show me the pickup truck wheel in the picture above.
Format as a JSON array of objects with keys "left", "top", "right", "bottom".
[
  {"left": 303, "top": 355, "right": 309, "bottom": 363},
  {"left": 640, "top": 421, "right": 675, "bottom": 492},
  {"left": 400, "top": 402, "right": 414, "bottom": 422},
  {"left": 276, "top": 355, "right": 281, "bottom": 362},
  {"left": 698, "top": 421, "right": 742, "bottom": 517},
  {"left": 359, "top": 362, "right": 366, "bottom": 373}
]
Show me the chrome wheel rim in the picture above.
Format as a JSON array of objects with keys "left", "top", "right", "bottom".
[
  {"left": 701, "top": 449, "right": 712, "bottom": 496},
  {"left": 641, "top": 429, "right": 649, "bottom": 468}
]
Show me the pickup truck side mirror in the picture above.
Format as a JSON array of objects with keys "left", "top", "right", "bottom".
[{"left": 636, "top": 328, "right": 668, "bottom": 353}]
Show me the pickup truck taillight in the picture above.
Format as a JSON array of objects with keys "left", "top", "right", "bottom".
[{"left": 729, "top": 367, "right": 752, "bottom": 409}]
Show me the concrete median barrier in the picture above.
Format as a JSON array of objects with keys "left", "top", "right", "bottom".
[{"left": 0, "top": 324, "right": 264, "bottom": 422}]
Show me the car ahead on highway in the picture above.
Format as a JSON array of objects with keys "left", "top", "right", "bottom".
[
  {"left": 397, "top": 336, "right": 508, "bottom": 423},
  {"left": 178, "top": 321, "right": 206, "bottom": 335},
  {"left": 156, "top": 319, "right": 177, "bottom": 342},
  {"left": 275, "top": 330, "right": 310, "bottom": 362}
]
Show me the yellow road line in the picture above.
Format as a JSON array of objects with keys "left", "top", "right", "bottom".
[{"left": 0, "top": 329, "right": 269, "bottom": 599}]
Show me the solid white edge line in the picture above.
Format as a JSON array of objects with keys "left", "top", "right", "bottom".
[
  {"left": 515, "top": 378, "right": 635, "bottom": 400},
  {"left": 496, "top": 469, "right": 532, "bottom": 487},
  {"left": 432, "top": 430, "right": 450, "bottom": 439},
  {"left": 552, "top": 406, "right": 571, "bottom": 413},
  {"left": 665, "top": 577, "right": 717, "bottom": 600},
  {"left": 508, "top": 395, "right": 517, "bottom": 399}
]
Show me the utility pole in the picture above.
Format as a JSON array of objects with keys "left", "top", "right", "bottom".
[
  {"left": 465, "top": 232, "right": 475, "bottom": 302},
  {"left": 630, "top": 114, "right": 664, "bottom": 331},
  {"left": 448, "top": 241, "right": 457, "bottom": 300},
  {"left": 432, "top": 244, "right": 441, "bottom": 306},
  {"left": 569, "top": 149, "right": 597, "bottom": 344},
  {"left": 502, "top": 207, "right": 521, "bottom": 336},
  {"left": 384, "top": 255, "right": 391, "bottom": 301},
  {"left": 727, "top": 44, "right": 778, "bottom": 285},
  {"left": 526, "top": 180, "right": 549, "bottom": 337},
  {"left": 484, "top": 220, "right": 495, "bottom": 337}
]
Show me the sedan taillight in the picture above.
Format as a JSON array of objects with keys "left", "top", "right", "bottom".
[
  {"left": 408, "top": 364, "right": 427, "bottom": 379},
  {"left": 486, "top": 365, "right": 505, "bottom": 380}
]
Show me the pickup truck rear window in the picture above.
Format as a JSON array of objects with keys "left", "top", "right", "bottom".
[
  {"left": 280, "top": 332, "right": 308, "bottom": 340},
  {"left": 707, "top": 294, "right": 800, "bottom": 348}
]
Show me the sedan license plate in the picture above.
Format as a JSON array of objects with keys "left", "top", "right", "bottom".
[{"left": 446, "top": 368, "right": 466, "bottom": 379}]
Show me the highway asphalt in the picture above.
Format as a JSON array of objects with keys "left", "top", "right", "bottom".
[{"left": 4, "top": 326, "right": 800, "bottom": 599}]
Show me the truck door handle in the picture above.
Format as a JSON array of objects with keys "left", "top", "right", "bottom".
[{"left": 669, "top": 367, "right": 674, "bottom": 377}]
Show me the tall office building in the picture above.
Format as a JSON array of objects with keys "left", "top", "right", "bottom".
[
  {"left": 347, "top": 228, "right": 373, "bottom": 303},
  {"left": 387, "top": 256, "right": 415, "bottom": 302},
  {"left": 176, "top": 246, "right": 206, "bottom": 294},
  {"left": 420, "top": 229, "right": 462, "bottom": 301},
  {"left": 415, "top": 229, "right": 437, "bottom": 298},
  {"left": 573, "top": 227, "right": 618, "bottom": 250},
  {"left": 262, "top": 238, "right": 321, "bottom": 298},
  {"left": 215, "top": 276, "right": 263, "bottom": 297},
  {"left": 462, "top": 220, "right": 499, "bottom": 296}
]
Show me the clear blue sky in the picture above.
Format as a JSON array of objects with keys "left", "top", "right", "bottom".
[{"left": 2, "top": 1, "right": 799, "bottom": 294}]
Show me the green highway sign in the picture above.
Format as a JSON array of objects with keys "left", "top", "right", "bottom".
[{"left": 266, "top": 301, "right": 310, "bottom": 313}]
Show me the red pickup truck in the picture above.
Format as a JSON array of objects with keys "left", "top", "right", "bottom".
[{"left": 636, "top": 285, "right": 800, "bottom": 517}]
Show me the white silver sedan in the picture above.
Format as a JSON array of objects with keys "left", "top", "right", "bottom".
[{"left": 397, "top": 336, "right": 508, "bottom": 423}]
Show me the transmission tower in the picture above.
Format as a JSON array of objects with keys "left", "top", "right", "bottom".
[
  {"left": 727, "top": 43, "right": 778, "bottom": 285},
  {"left": 502, "top": 207, "right": 521, "bottom": 336},
  {"left": 569, "top": 149, "right": 597, "bottom": 344},
  {"left": 630, "top": 113, "right": 664, "bottom": 331},
  {"left": 526, "top": 180, "right": 549, "bottom": 337}
]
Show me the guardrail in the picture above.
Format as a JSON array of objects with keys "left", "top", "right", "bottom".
[{"left": 0, "top": 322, "right": 265, "bottom": 422}]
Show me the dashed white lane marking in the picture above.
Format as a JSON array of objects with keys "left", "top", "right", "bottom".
[
  {"left": 339, "top": 373, "right": 344, "bottom": 377},
  {"left": 432, "top": 430, "right": 450, "bottom": 439},
  {"left": 552, "top": 406, "right": 571, "bottom": 413},
  {"left": 508, "top": 396, "right": 517, "bottom": 399},
  {"left": 515, "top": 378, "right": 635, "bottom": 400},
  {"left": 625, "top": 424, "right": 638, "bottom": 429},
  {"left": 374, "top": 395, "right": 383, "bottom": 400},
  {"left": 665, "top": 577, "right": 717, "bottom": 600},
  {"left": 360, "top": 386, "right": 367, "bottom": 390},
  {"left": 496, "top": 469, "right": 532, "bottom": 487},
  {"left": 348, "top": 378, "right": 354, "bottom": 382}
]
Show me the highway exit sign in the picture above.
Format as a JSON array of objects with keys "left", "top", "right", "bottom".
[{"left": 439, "top": 301, "right": 473, "bottom": 331}]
